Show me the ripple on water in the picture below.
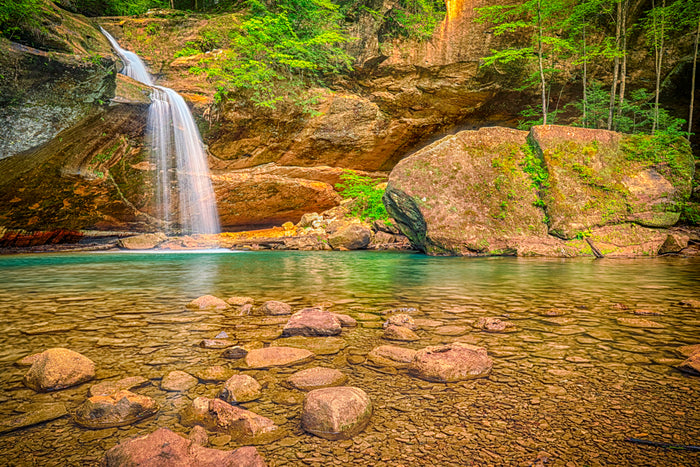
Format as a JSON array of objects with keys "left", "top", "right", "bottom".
[{"left": 0, "top": 252, "right": 698, "bottom": 466}]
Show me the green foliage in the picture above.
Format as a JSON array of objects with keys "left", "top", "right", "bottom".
[
  {"left": 620, "top": 132, "right": 693, "bottom": 180},
  {"left": 520, "top": 143, "right": 549, "bottom": 190},
  {"left": 568, "top": 82, "right": 687, "bottom": 135},
  {"left": 57, "top": 0, "right": 168, "bottom": 16},
  {"left": 335, "top": 170, "right": 390, "bottom": 223},
  {"left": 188, "top": 0, "right": 353, "bottom": 108},
  {"left": 0, "top": 0, "right": 43, "bottom": 41},
  {"left": 174, "top": 45, "right": 200, "bottom": 58},
  {"left": 384, "top": 0, "right": 445, "bottom": 41}
]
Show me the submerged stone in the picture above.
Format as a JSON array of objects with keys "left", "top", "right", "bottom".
[
  {"left": 88, "top": 376, "right": 149, "bottom": 397},
  {"left": 181, "top": 397, "right": 279, "bottom": 443},
  {"left": 186, "top": 295, "right": 229, "bottom": 310},
  {"left": 409, "top": 343, "right": 492, "bottom": 382},
  {"left": 287, "top": 367, "right": 348, "bottom": 391},
  {"left": 282, "top": 308, "right": 342, "bottom": 337},
  {"left": 74, "top": 390, "right": 159, "bottom": 429},
  {"left": 245, "top": 347, "right": 314, "bottom": 369},
  {"left": 100, "top": 427, "right": 265, "bottom": 466},
  {"left": 257, "top": 300, "right": 292, "bottom": 316},
  {"left": 272, "top": 336, "right": 347, "bottom": 355},
  {"left": 23, "top": 348, "right": 95, "bottom": 392},
  {"left": 382, "top": 325, "right": 419, "bottom": 342},
  {"left": 301, "top": 387, "right": 372, "bottom": 440},
  {"left": 161, "top": 370, "right": 198, "bottom": 392},
  {"left": 383, "top": 314, "right": 417, "bottom": 330},
  {"left": 0, "top": 403, "right": 67, "bottom": 434},
  {"left": 367, "top": 345, "right": 417, "bottom": 369},
  {"left": 220, "top": 375, "right": 262, "bottom": 403}
]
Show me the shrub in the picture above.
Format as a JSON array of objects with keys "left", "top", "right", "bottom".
[{"left": 335, "top": 170, "right": 390, "bottom": 223}]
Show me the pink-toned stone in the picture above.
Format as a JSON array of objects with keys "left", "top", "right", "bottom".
[
  {"left": 287, "top": 367, "right": 348, "bottom": 391},
  {"left": 409, "top": 343, "right": 492, "bottom": 382},
  {"left": 301, "top": 387, "right": 372, "bottom": 440},
  {"left": 245, "top": 346, "right": 314, "bottom": 369},
  {"left": 100, "top": 427, "right": 265, "bottom": 466},
  {"left": 186, "top": 295, "right": 229, "bottom": 310},
  {"left": 282, "top": 308, "right": 342, "bottom": 337},
  {"left": 23, "top": 348, "right": 95, "bottom": 392},
  {"left": 74, "top": 390, "right": 158, "bottom": 429},
  {"left": 367, "top": 345, "right": 417, "bottom": 369},
  {"left": 181, "top": 397, "right": 279, "bottom": 443}
]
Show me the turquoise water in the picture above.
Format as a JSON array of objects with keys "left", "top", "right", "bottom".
[{"left": 0, "top": 251, "right": 699, "bottom": 465}]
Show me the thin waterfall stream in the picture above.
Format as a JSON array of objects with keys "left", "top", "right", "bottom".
[{"left": 101, "top": 28, "right": 220, "bottom": 235}]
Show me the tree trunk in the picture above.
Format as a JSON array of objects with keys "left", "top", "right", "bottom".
[
  {"left": 537, "top": 0, "right": 548, "bottom": 125},
  {"left": 608, "top": 0, "right": 622, "bottom": 130},
  {"left": 688, "top": 15, "right": 699, "bottom": 141},
  {"left": 583, "top": 24, "right": 588, "bottom": 127},
  {"left": 617, "top": 0, "right": 628, "bottom": 129},
  {"left": 652, "top": 0, "right": 666, "bottom": 134}
]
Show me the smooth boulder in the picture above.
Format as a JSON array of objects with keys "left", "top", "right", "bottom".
[
  {"left": 220, "top": 375, "right": 262, "bottom": 403},
  {"left": 301, "top": 387, "right": 372, "bottom": 440},
  {"left": 282, "top": 308, "right": 342, "bottom": 337},
  {"left": 117, "top": 233, "right": 167, "bottom": 250},
  {"left": 383, "top": 314, "right": 417, "bottom": 330},
  {"left": 88, "top": 376, "right": 148, "bottom": 397},
  {"left": 161, "top": 370, "right": 198, "bottom": 392},
  {"left": 100, "top": 427, "right": 265, "bottom": 466},
  {"left": 382, "top": 324, "right": 419, "bottom": 342},
  {"left": 287, "top": 367, "right": 348, "bottom": 391},
  {"left": 23, "top": 348, "right": 95, "bottom": 392},
  {"left": 367, "top": 345, "right": 417, "bottom": 369},
  {"left": 74, "top": 390, "right": 159, "bottom": 429},
  {"left": 328, "top": 224, "right": 372, "bottom": 250},
  {"left": 409, "top": 343, "right": 492, "bottom": 382},
  {"left": 257, "top": 300, "right": 292, "bottom": 316}
]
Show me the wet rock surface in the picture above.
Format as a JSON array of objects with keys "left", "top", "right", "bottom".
[
  {"left": 257, "top": 300, "right": 292, "bottom": 316},
  {"left": 100, "top": 427, "right": 265, "bottom": 466},
  {"left": 160, "top": 370, "right": 198, "bottom": 392},
  {"left": 73, "top": 390, "right": 159, "bottom": 429},
  {"left": 287, "top": 367, "right": 348, "bottom": 391},
  {"left": 88, "top": 376, "right": 148, "bottom": 397},
  {"left": 301, "top": 387, "right": 372, "bottom": 440},
  {"left": 23, "top": 348, "right": 95, "bottom": 392},
  {"left": 245, "top": 347, "right": 314, "bottom": 369},
  {"left": 220, "top": 375, "right": 262, "bottom": 403},
  {"left": 409, "top": 343, "right": 493, "bottom": 382},
  {"left": 187, "top": 295, "right": 229, "bottom": 310},
  {"left": 282, "top": 308, "right": 342, "bottom": 337},
  {"left": 181, "top": 397, "right": 279, "bottom": 443}
]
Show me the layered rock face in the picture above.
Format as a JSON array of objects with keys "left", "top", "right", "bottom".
[{"left": 384, "top": 125, "right": 695, "bottom": 256}]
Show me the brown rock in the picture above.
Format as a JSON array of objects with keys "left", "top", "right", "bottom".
[
  {"left": 287, "top": 367, "right": 348, "bottom": 391},
  {"left": 678, "top": 344, "right": 700, "bottom": 357},
  {"left": 23, "top": 348, "right": 95, "bottom": 392},
  {"left": 272, "top": 336, "right": 347, "bottom": 355},
  {"left": 195, "top": 365, "right": 233, "bottom": 382},
  {"left": 0, "top": 403, "right": 68, "bottom": 434},
  {"left": 245, "top": 347, "right": 314, "bottom": 369},
  {"left": 161, "top": 370, "right": 198, "bottom": 392},
  {"left": 658, "top": 233, "right": 689, "bottom": 254},
  {"left": 680, "top": 299, "right": 700, "bottom": 309},
  {"left": 328, "top": 223, "right": 372, "bottom": 250},
  {"left": 434, "top": 325, "right": 468, "bottom": 336},
  {"left": 617, "top": 317, "right": 665, "bottom": 328},
  {"left": 16, "top": 353, "right": 42, "bottom": 367},
  {"left": 117, "top": 233, "right": 167, "bottom": 250},
  {"left": 382, "top": 325, "right": 419, "bottom": 342},
  {"left": 187, "top": 295, "right": 229, "bottom": 310},
  {"left": 331, "top": 313, "right": 357, "bottom": 327},
  {"left": 74, "top": 390, "right": 159, "bottom": 429},
  {"left": 632, "top": 309, "right": 664, "bottom": 316},
  {"left": 383, "top": 314, "right": 417, "bottom": 330},
  {"left": 220, "top": 375, "right": 262, "bottom": 403},
  {"left": 189, "top": 425, "right": 209, "bottom": 446},
  {"left": 88, "top": 376, "right": 149, "bottom": 397},
  {"left": 181, "top": 397, "right": 279, "bottom": 443},
  {"left": 227, "top": 296, "right": 254, "bottom": 306},
  {"left": 100, "top": 427, "right": 266, "bottom": 466},
  {"left": 678, "top": 353, "right": 700, "bottom": 375},
  {"left": 257, "top": 300, "right": 292, "bottom": 316},
  {"left": 200, "top": 339, "right": 237, "bottom": 349},
  {"left": 367, "top": 345, "right": 417, "bottom": 369},
  {"left": 222, "top": 346, "right": 248, "bottom": 360},
  {"left": 409, "top": 343, "right": 492, "bottom": 382},
  {"left": 474, "top": 317, "right": 516, "bottom": 333},
  {"left": 301, "top": 387, "right": 372, "bottom": 440},
  {"left": 282, "top": 308, "right": 342, "bottom": 337}
]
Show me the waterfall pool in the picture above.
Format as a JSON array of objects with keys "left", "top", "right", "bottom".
[{"left": 0, "top": 251, "right": 698, "bottom": 465}]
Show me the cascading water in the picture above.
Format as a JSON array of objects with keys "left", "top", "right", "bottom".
[{"left": 101, "top": 28, "right": 220, "bottom": 235}]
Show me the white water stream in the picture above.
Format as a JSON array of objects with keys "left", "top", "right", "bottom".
[{"left": 102, "top": 28, "right": 220, "bottom": 235}]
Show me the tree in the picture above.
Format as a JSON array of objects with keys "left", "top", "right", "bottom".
[{"left": 476, "top": 0, "right": 574, "bottom": 125}]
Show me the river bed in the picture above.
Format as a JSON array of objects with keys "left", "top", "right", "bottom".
[{"left": 0, "top": 251, "right": 698, "bottom": 466}]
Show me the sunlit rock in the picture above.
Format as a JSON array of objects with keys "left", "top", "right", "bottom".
[
  {"left": 301, "top": 387, "right": 372, "bottom": 440},
  {"left": 23, "top": 348, "right": 95, "bottom": 392},
  {"left": 74, "top": 390, "right": 158, "bottom": 428},
  {"left": 409, "top": 343, "right": 492, "bottom": 382}
]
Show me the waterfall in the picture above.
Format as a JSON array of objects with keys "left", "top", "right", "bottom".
[{"left": 101, "top": 28, "right": 220, "bottom": 235}]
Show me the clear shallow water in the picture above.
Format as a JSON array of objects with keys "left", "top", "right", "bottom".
[{"left": 0, "top": 251, "right": 699, "bottom": 466}]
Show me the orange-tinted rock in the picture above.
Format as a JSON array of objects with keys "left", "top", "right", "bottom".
[
  {"left": 382, "top": 325, "right": 419, "bottom": 342},
  {"left": 367, "top": 345, "right": 417, "bottom": 369},
  {"left": 88, "top": 376, "right": 148, "bottom": 397},
  {"left": 287, "top": 367, "right": 348, "bottom": 391},
  {"left": 117, "top": 233, "right": 166, "bottom": 250},
  {"left": 282, "top": 308, "right": 342, "bottom": 337},
  {"left": 181, "top": 397, "right": 279, "bottom": 443},
  {"left": 73, "top": 390, "right": 158, "bottom": 428},
  {"left": 328, "top": 224, "right": 371, "bottom": 250},
  {"left": 245, "top": 347, "right": 314, "bottom": 369},
  {"left": 220, "top": 375, "right": 262, "bottom": 403},
  {"left": 409, "top": 343, "right": 492, "bottom": 382},
  {"left": 187, "top": 295, "right": 229, "bottom": 310},
  {"left": 257, "top": 300, "right": 292, "bottom": 316},
  {"left": 23, "top": 348, "right": 95, "bottom": 392},
  {"left": 100, "top": 427, "right": 266, "bottom": 466},
  {"left": 301, "top": 387, "right": 372, "bottom": 440}
]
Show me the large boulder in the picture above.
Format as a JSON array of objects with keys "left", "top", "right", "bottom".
[
  {"left": 328, "top": 223, "right": 372, "bottom": 250},
  {"left": 409, "top": 343, "right": 492, "bottom": 382},
  {"left": 23, "top": 348, "right": 95, "bottom": 392},
  {"left": 181, "top": 397, "right": 279, "bottom": 443},
  {"left": 367, "top": 345, "right": 417, "bottom": 369},
  {"left": 301, "top": 387, "right": 372, "bottom": 440},
  {"left": 100, "top": 427, "right": 266, "bottom": 466},
  {"left": 257, "top": 300, "right": 292, "bottom": 316},
  {"left": 530, "top": 125, "right": 694, "bottom": 239},
  {"left": 282, "top": 308, "right": 342, "bottom": 337},
  {"left": 187, "top": 295, "right": 229, "bottom": 310},
  {"left": 117, "top": 233, "right": 166, "bottom": 250},
  {"left": 161, "top": 370, "right": 198, "bottom": 392},
  {"left": 73, "top": 390, "right": 159, "bottom": 429},
  {"left": 88, "top": 376, "right": 148, "bottom": 397},
  {"left": 383, "top": 127, "right": 548, "bottom": 255}
]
